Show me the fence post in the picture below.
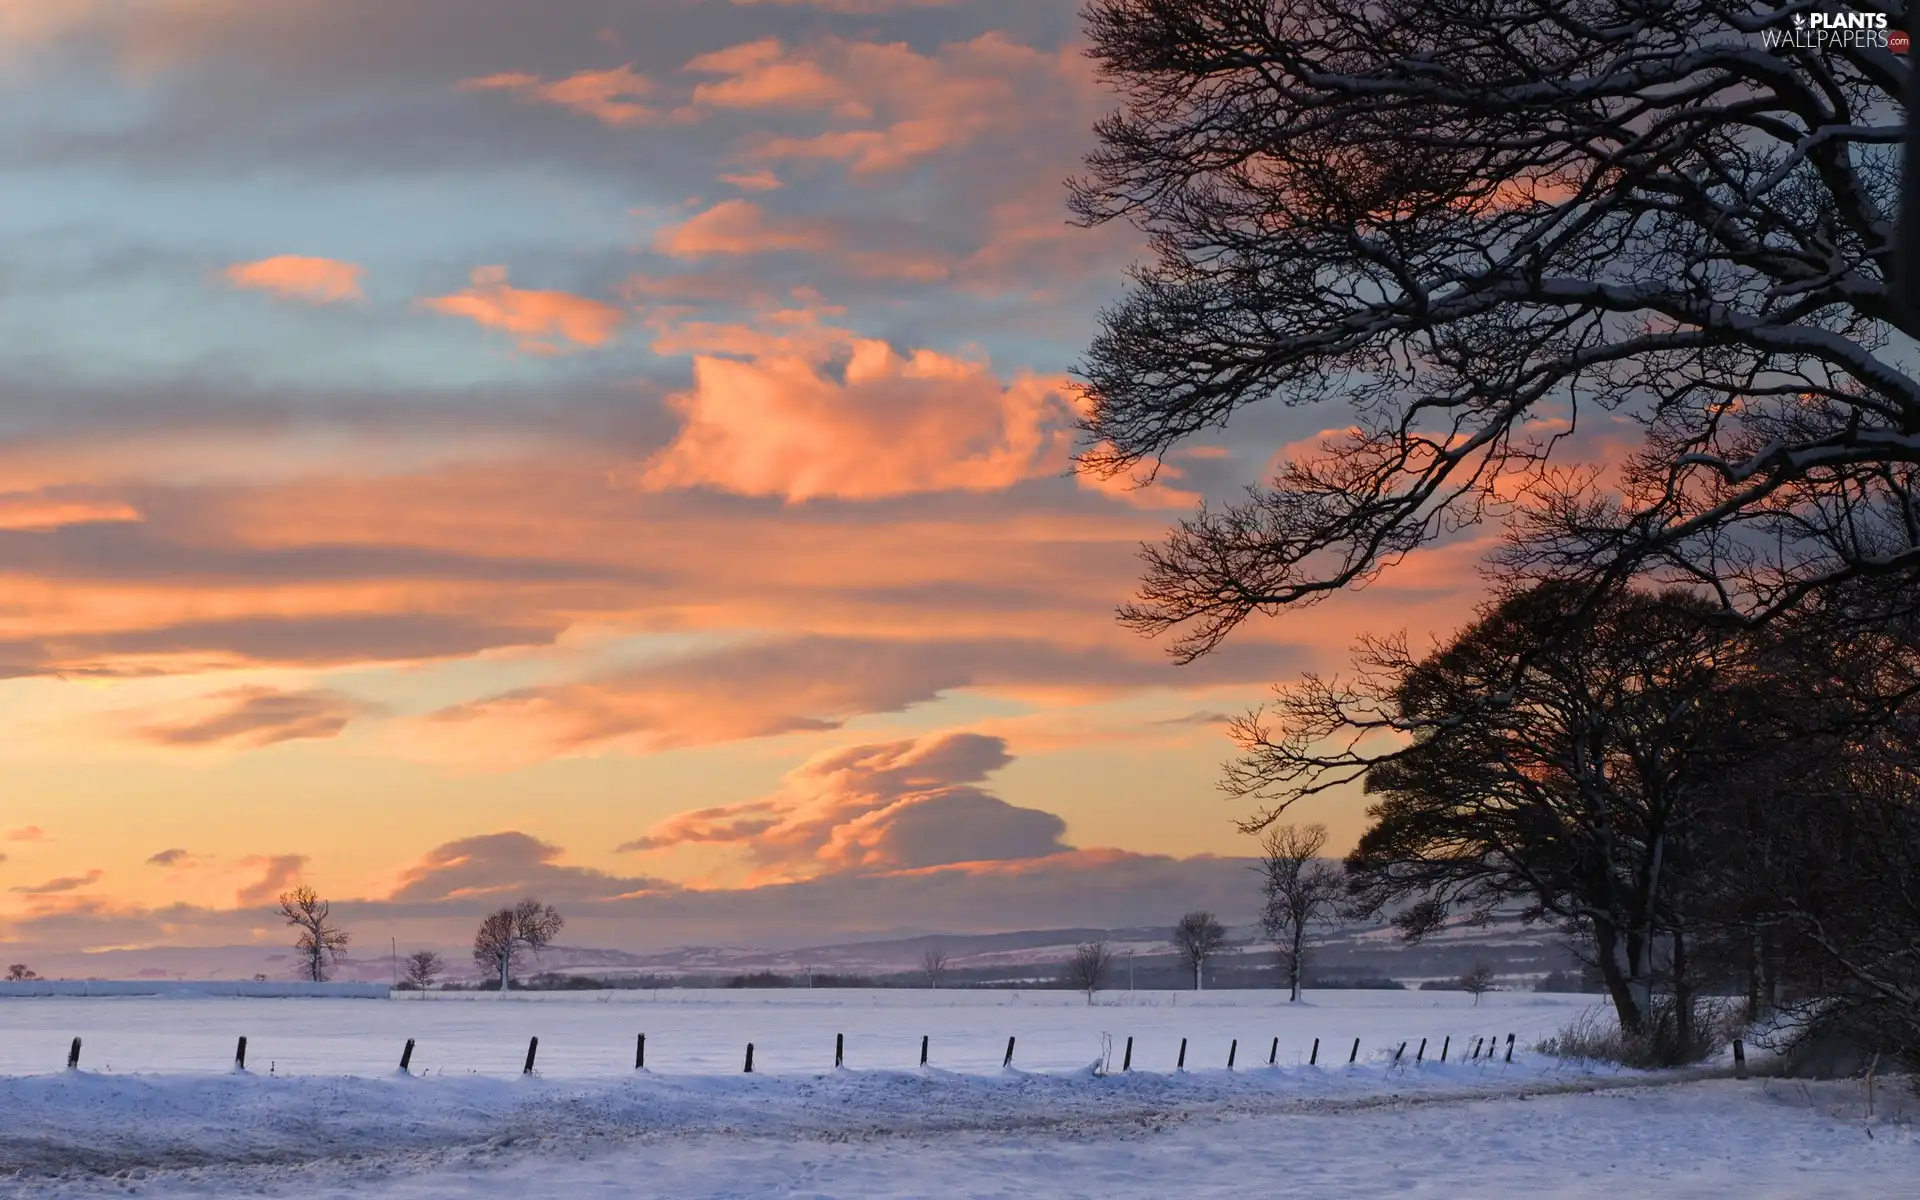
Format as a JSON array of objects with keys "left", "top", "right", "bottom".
[
  {"left": 1505, "top": 1033, "right": 1515, "bottom": 1063},
  {"left": 745, "top": 1042, "right": 755, "bottom": 1073},
  {"left": 1228, "top": 1039, "right": 1237, "bottom": 1070},
  {"left": 401, "top": 1038, "right": 416, "bottom": 1073},
  {"left": 66, "top": 1037, "right": 80, "bottom": 1070},
  {"left": 1177, "top": 1037, "right": 1187, "bottom": 1071},
  {"left": 1393, "top": 1041, "right": 1406, "bottom": 1065},
  {"left": 1349, "top": 1037, "right": 1360, "bottom": 1065},
  {"left": 1440, "top": 1035, "right": 1449, "bottom": 1063},
  {"left": 1733, "top": 1039, "right": 1747, "bottom": 1079},
  {"left": 1003, "top": 1036, "right": 1016, "bottom": 1068},
  {"left": 1416, "top": 1037, "right": 1427, "bottom": 1065},
  {"left": 522, "top": 1036, "right": 538, "bottom": 1075},
  {"left": 235, "top": 1036, "right": 248, "bottom": 1072},
  {"left": 636, "top": 1033, "right": 645, "bottom": 1070},
  {"left": 1122, "top": 1036, "right": 1132, "bottom": 1072},
  {"left": 835, "top": 1032, "right": 844, "bottom": 1069},
  {"left": 919, "top": 1034, "right": 929, "bottom": 1067}
]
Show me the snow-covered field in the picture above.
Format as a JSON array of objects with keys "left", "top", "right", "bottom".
[
  {"left": 0, "top": 988, "right": 1591, "bottom": 1078},
  {"left": 1, "top": 989, "right": 1910, "bottom": 1197}
]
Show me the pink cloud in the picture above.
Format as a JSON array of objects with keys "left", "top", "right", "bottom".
[
  {"left": 460, "top": 63, "right": 657, "bottom": 127},
  {"left": 633, "top": 311, "right": 1078, "bottom": 501},
  {"left": 132, "top": 686, "right": 370, "bottom": 749},
  {"left": 420, "top": 266, "right": 625, "bottom": 352},
  {"left": 234, "top": 853, "right": 306, "bottom": 906},
  {"left": 619, "top": 731, "right": 1070, "bottom": 883},
  {"left": 224, "top": 255, "right": 365, "bottom": 304},
  {"left": 651, "top": 199, "right": 833, "bottom": 259},
  {"left": 686, "top": 33, "right": 1090, "bottom": 176}
]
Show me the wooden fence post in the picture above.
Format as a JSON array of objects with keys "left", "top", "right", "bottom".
[
  {"left": 401, "top": 1038, "right": 416, "bottom": 1073},
  {"left": 1349, "top": 1036, "right": 1360, "bottom": 1064},
  {"left": 835, "top": 1032, "right": 844, "bottom": 1069},
  {"left": 1393, "top": 1041, "right": 1406, "bottom": 1065},
  {"left": 1505, "top": 1033, "right": 1515, "bottom": 1063},
  {"left": 919, "top": 1034, "right": 929, "bottom": 1067},
  {"left": 1177, "top": 1037, "right": 1187, "bottom": 1071},
  {"left": 234, "top": 1036, "right": 247, "bottom": 1072},
  {"left": 1228, "top": 1039, "right": 1238, "bottom": 1069},
  {"left": 522, "top": 1036, "right": 538, "bottom": 1075},
  {"left": 745, "top": 1042, "right": 755, "bottom": 1073},
  {"left": 66, "top": 1037, "right": 80, "bottom": 1070},
  {"left": 1733, "top": 1039, "right": 1747, "bottom": 1079},
  {"left": 1122, "top": 1036, "right": 1133, "bottom": 1072},
  {"left": 1002, "top": 1036, "right": 1016, "bottom": 1068},
  {"left": 1416, "top": 1037, "right": 1427, "bottom": 1065},
  {"left": 1440, "top": 1035, "right": 1449, "bottom": 1063},
  {"left": 636, "top": 1033, "right": 645, "bottom": 1070},
  {"left": 1305, "top": 1037, "right": 1314, "bottom": 1067}
]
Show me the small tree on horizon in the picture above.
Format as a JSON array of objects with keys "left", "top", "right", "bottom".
[
  {"left": 1256, "top": 823, "right": 1345, "bottom": 1002},
  {"left": 1061, "top": 941, "right": 1114, "bottom": 1005},
  {"left": 277, "top": 886, "right": 350, "bottom": 983},
  {"left": 1173, "top": 910, "right": 1227, "bottom": 990},
  {"left": 404, "top": 949, "right": 444, "bottom": 994},
  {"left": 1460, "top": 963, "right": 1497, "bottom": 1005},
  {"left": 921, "top": 945, "right": 951, "bottom": 989},
  {"left": 6, "top": 964, "right": 37, "bottom": 981},
  {"left": 472, "top": 899, "right": 564, "bottom": 993}
]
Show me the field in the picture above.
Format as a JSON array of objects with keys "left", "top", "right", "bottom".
[{"left": 0, "top": 989, "right": 1909, "bottom": 1198}]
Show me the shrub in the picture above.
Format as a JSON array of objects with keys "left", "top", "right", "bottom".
[{"left": 1536, "top": 997, "right": 1728, "bottom": 1068}]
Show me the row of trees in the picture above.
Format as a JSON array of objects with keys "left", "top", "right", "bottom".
[
  {"left": 1072, "top": 0, "right": 1920, "bottom": 1066},
  {"left": 273, "top": 887, "right": 565, "bottom": 992}
]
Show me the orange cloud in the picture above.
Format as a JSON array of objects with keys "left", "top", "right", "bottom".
[
  {"left": 686, "top": 33, "right": 1087, "bottom": 176},
  {"left": 619, "top": 732, "right": 1069, "bottom": 884},
  {"left": 0, "top": 491, "right": 141, "bottom": 531},
  {"left": 419, "top": 266, "right": 625, "bottom": 352},
  {"left": 651, "top": 199, "right": 833, "bottom": 259},
  {"left": 131, "top": 686, "right": 370, "bottom": 750},
  {"left": 634, "top": 312, "right": 1077, "bottom": 501},
  {"left": 223, "top": 255, "right": 365, "bottom": 304},
  {"left": 234, "top": 853, "right": 306, "bottom": 905},
  {"left": 460, "top": 63, "right": 657, "bottom": 127}
]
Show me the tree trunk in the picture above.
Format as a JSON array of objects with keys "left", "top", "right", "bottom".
[
  {"left": 1672, "top": 930, "right": 1694, "bottom": 1058},
  {"left": 1593, "top": 920, "right": 1647, "bottom": 1033},
  {"left": 1194, "top": 961, "right": 1203, "bottom": 991}
]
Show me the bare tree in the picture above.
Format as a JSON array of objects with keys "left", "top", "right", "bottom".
[
  {"left": 1172, "top": 910, "right": 1227, "bottom": 990},
  {"left": 1459, "top": 963, "right": 1497, "bottom": 1005},
  {"left": 277, "top": 886, "right": 350, "bottom": 983},
  {"left": 5, "top": 964, "right": 36, "bottom": 981},
  {"left": 1060, "top": 941, "right": 1115, "bottom": 1005},
  {"left": 1073, "top": 0, "right": 1920, "bottom": 657},
  {"left": 921, "top": 945, "right": 951, "bottom": 989},
  {"left": 472, "top": 899, "right": 564, "bottom": 993},
  {"left": 1257, "top": 824, "right": 1345, "bottom": 1002},
  {"left": 403, "top": 949, "right": 444, "bottom": 994}
]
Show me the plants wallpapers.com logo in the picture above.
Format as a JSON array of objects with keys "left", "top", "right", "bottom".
[{"left": 1761, "top": 9, "right": 1910, "bottom": 53}]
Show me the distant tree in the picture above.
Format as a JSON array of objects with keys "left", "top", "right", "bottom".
[
  {"left": 277, "top": 886, "right": 350, "bottom": 983},
  {"left": 472, "top": 899, "right": 564, "bottom": 993},
  {"left": 1256, "top": 823, "right": 1345, "bottom": 1002},
  {"left": 404, "top": 949, "right": 444, "bottom": 994},
  {"left": 1061, "top": 941, "right": 1115, "bottom": 1005},
  {"left": 1460, "top": 963, "right": 1497, "bottom": 1005},
  {"left": 1173, "top": 910, "right": 1227, "bottom": 990},
  {"left": 6, "top": 964, "right": 36, "bottom": 981},
  {"left": 921, "top": 945, "right": 951, "bottom": 989}
]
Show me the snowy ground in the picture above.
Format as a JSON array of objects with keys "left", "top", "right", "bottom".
[{"left": 1, "top": 990, "right": 1910, "bottom": 1197}]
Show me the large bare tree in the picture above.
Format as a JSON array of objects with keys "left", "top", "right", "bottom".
[
  {"left": 472, "top": 899, "right": 563, "bottom": 993},
  {"left": 277, "top": 886, "right": 350, "bottom": 984},
  {"left": 1255, "top": 823, "right": 1345, "bottom": 1002},
  {"left": 1073, "top": 1, "right": 1920, "bottom": 659}
]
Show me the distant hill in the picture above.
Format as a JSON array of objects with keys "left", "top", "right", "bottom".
[{"left": 7, "top": 912, "right": 1583, "bottom": 990}]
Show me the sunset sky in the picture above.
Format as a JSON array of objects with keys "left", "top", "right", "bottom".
[{"left": 0, "top": 0, "right": 1492, "bottom": 958}]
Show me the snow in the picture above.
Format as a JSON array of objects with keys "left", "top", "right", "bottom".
[
  {"left": 0, "top": 981, "right": 390, "bottom": 1000},
  {"left": 0, "top": 989, "right": 1908, "bottom": 1197}
]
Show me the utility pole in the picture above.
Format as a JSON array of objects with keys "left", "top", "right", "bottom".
[{"left": 1127, "top": 948, "right": 1135, "bottom": 991}]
